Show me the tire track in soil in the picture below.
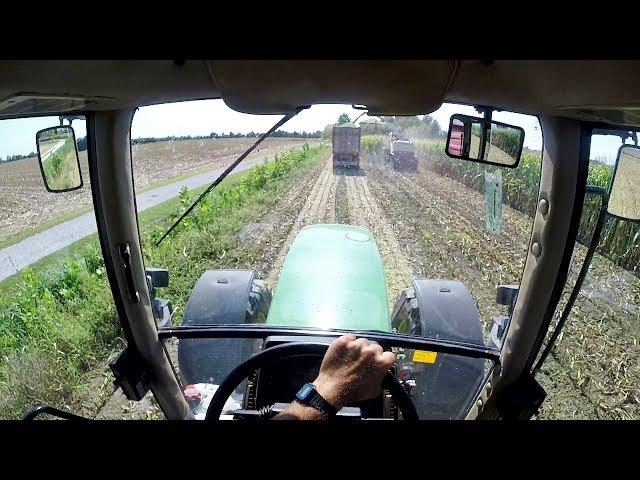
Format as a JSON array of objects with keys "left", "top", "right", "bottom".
[
  {"left": 390, "top": 166, "right": 529, "bottom": 279},
  {"left": 345, "top": 174, "right": 413, "bottom": 307},
  {"left": 362, "top": 163, "right": 506, "bottom": 335},
  {"left": 405, "top": 168, "right": 532, "bottom": 254},
  {"left": 379, "top": 162, "right": 531, "bottom": 280},
  {"left": 334, "top": 175, "right": 349, "bottom": 224}
]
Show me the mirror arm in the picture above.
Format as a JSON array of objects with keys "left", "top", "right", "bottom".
[{"left": 474, "top": 107, "right": 494, "bottom": 161}]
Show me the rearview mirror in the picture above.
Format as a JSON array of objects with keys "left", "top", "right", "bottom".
[
  {"left": 608, "top": 145, "right": 640, "bottom": 222},
  {"left": 36, "top": 126, "right": 83, "bottom": 192},
  {"left": 445, "top": 114, "right": 524, "bottom": 168}
]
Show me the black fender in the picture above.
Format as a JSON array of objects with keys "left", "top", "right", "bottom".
[
  {"left": 177, "top": 270, "right": 270, "bottom": 387},
  {"left": 391, "top": 279, "right": 486, "bottom": 419}
]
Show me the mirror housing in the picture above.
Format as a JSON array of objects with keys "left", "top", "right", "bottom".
[
  {"left": 445, "top": 113, "right": 524, "bottom": 168},
  {"left": 608, "top": 145, "right": 640, "bottom": 222},
  {"left": 36, "top": 125, "right": 83, "bottom": 192}
]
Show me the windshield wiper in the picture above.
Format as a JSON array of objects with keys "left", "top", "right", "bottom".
[{"left": 155, "top": 108, "right": 306, "bottom": 246}]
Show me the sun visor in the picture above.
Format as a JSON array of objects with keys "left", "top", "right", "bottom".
[{"left": 208, "top": 60, "right": 457, "bottom": 116}]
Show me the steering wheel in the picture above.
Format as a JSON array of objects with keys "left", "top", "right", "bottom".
[{"left": 204, "top": 341, "right": 419, "bottom": 421}]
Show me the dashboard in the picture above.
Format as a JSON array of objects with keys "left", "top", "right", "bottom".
[
  {"left": 182, "top": 334, "right": 488, "bottom": 420},
  {"left": 243, "top": 336, "right": 395, "bottom": 418}
]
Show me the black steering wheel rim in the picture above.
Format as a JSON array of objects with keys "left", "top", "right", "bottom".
[{"left": 204, "top": 341, "right": 419, "bottom": 421}]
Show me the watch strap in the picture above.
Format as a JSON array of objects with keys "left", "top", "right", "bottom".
[{"left": 295, "top": 382, "right": 338, "bottom": 417}]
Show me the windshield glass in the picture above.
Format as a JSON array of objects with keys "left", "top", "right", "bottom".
[
  {"left": 131, "top": 101, "right": 542, "bottom": 341},
  {"left": 130, "top": 101, "right": 542, "bottom": 418}
]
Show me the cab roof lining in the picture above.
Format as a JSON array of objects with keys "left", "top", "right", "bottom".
[{"left": 1, "top": 60, "right": 640, "bottom": 126}]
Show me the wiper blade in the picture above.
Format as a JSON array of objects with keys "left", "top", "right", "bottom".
[{"left": 155, "top": 108, "right": 305, "bottom": 246}]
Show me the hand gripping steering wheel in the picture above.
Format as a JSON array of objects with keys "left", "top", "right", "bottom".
[{"left": 204, "top": 341, "right": 419, "bottom": 421}]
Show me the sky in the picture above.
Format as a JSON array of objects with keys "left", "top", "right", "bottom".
[{"left": 0, "top": 99, "right": 633, "bottom": 164}]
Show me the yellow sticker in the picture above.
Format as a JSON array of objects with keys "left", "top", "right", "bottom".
[{"left": 412, "top": 350, "right": 438, "bottom": 364}]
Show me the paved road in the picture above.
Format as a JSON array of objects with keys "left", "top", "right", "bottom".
[
  {"left": 0, "top": 156, "right": 268, "bottom": 282},
  {"left": 40, "top": 138, "right": 66, "bottom": 160}
]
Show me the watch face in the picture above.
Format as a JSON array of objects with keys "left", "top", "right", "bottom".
[{"left": 297, "top": 383, "right": 314, "bottom": 401}]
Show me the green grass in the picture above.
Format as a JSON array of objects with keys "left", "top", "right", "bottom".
[{"left": 0, "top": 143, "right": 325, "bottom": 419}]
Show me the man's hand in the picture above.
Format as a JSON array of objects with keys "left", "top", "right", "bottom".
[
  {"left": 274, "top": 335, "right": 396, "bottom": 419},
  {"left": 314, "top": 334, "right": 396, "bottom": 410}
]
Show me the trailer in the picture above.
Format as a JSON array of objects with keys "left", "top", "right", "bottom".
[{"left": 332, "top": 125, "right": 361, "bottom": 168}]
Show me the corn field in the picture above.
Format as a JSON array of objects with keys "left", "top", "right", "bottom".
[
  {"left": 361, "top": 135, "right": 386, "bottom": 154},
  {"left": 364, "top": 136, "right": 639, "bottom": 275}
]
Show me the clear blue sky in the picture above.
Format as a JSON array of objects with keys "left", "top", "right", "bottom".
[{"left": 0, "top": 100, "right": 631, "bottom": 164}]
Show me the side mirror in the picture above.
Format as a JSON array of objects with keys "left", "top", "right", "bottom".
[
  {"left": 445, "top": 114, "right": 524, "bottom": 168},
  {"left": 36, "top": 126, "right": 83, "bottom": 192},
  {"left": 608, "top": 145, "right": 640, "bottom": 222}
]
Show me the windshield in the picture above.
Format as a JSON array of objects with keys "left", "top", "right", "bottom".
[
  {"left": 130, "top": 101, "right": 543, "bottom": 418},
  {"left": 131, "top": 101, "right": 542, "bottom": 337}
]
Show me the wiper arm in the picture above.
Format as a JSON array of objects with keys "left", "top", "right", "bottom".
[{"left": 155, "top": 108, "right": 305, "bottom": 246}]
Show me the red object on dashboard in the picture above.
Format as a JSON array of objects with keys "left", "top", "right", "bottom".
[{"left": 184, "top": 384, "right": 201, "bottom": 402}]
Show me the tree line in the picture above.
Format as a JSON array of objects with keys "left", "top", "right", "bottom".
[
  {"left": 0, "top": 130, "right": 322, "bottom": 163},
  {"left": 323, "top": 113, "right": 444, "bottom": 139},
  {"left": 133, "top": 130, "right": 322, "bottom": 145}
]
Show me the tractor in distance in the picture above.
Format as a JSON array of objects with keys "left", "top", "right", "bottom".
[{"left": 383, "top": 131, "right": 418, "bottom": 171}]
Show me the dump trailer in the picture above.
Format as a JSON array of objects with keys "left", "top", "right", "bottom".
[{"left": 332, "top": 125, "right": 361, "bottom": 168}]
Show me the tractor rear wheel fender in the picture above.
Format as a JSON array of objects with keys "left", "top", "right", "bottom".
[
  {"left": 178, "top": 270, "right": 271, "bottom": 387},
  {"left": 392, "top": 279, "right": 484, "bottom": 345},
  {"left": 390, "top": 279, "right": 486, "bottom": 419}
]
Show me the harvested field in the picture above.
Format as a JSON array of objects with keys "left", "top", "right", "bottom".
[
  {"left": 0, "top": 138, "right": 309, "bottom": 243},
  {"left": 609, "top": 147, "right": 640, "bottom": 219}
]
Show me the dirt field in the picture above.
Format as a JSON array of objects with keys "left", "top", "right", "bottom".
[
  {"left": 609, "top": 147, "right": 640, "bottom": 219},
  {"left": 89, "top": 149, "right": 639, "bottom": 420},
  {"left": 0, "top": 138, "right": 309, "bottom": 243}
]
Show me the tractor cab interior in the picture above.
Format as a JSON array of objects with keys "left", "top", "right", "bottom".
[{"left": 1, "top": 60, "right": 639, "bottom": 421}]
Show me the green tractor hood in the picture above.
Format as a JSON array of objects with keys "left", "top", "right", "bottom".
[{"left": 267, "top": 224, "right": 390, "bottom": 331}]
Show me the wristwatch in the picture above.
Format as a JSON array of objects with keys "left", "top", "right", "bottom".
[{"left": 295, "top": 382, "right": 338, "bottom": 417}]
